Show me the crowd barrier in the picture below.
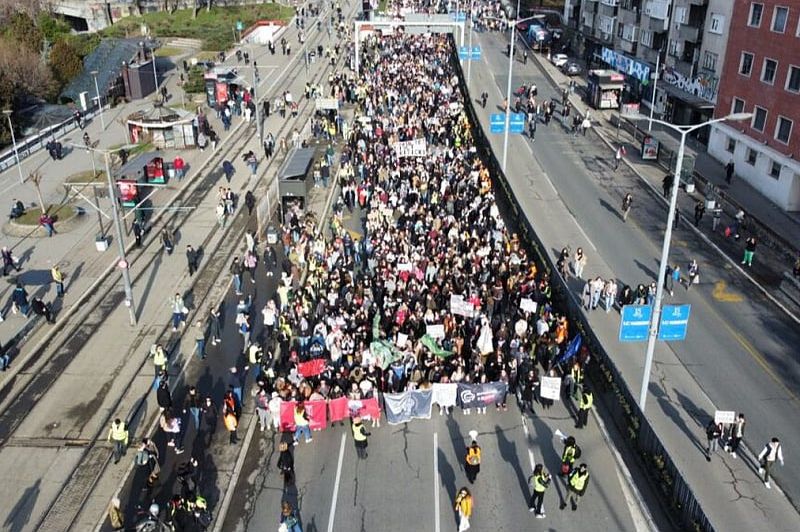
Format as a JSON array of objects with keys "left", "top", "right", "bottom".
[{"left": 447, "top": 37, "right": 714, "bottom": 532}]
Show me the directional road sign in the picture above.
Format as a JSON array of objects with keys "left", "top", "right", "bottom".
[
  {"left": 490, "top": 114, "right": 505, "bottom": 134},
  {"left": 619, "top": 305, "right": 652, "bottom": 342},
  {"left": 451, "top": 11, "right": 467, "bottom": 21},
  {"left": 458, "top": 46, "right": 482, "bottom": 60},
  {"left": 509, "top": 113, "right": 526, "bottom": 133},
  {"left": 658, "top": 304, "right": 691, "bottom": 341}
]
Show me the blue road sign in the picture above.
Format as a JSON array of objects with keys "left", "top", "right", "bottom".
[
  {"left": 459, "top": 46, "right": 469, "bottom": 60},
  {"left": 619, "top": 305, "right": 652, "bottom": 342},
  {"left": 451, "top": 12, "right": 467, "bottom": 21},
  {"left": 459, "top": 46, "right": 481, "bottom": 60},
  {"left": 470, "top": 46, "right": 481, "bottom": 60},
  {"left": 509, "top": 113, "right": 526, "bottom": 133},
  {"left": 490, "top": 114, "right": 506, "bottom": 134},
  {"left": 658, "top": 304, "right": 691, "bottom": 341}
]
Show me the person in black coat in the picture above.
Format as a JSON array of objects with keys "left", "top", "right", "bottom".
[
  {"left": 157, "top": 378, "right": 172, "bottom": 410},
  {"left": 277, "top": 441, "right": 295, "bottom": 485}
]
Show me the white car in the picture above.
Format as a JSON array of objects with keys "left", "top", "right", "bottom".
[{"left": 550, "top": 53, "right": 569, "bottom": 68}]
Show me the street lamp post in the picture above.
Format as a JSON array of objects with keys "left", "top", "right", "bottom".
[
  {"left": 3, "top": 110, "right": 25, "bottom": 184},
  {"left": 142, "top": 41, "right": 159, "bottom": 93},
  {"left": 485, "top": 0, "right": 542, "bottom": 172},
  {"left": 251, "top": 54, "right": 263, "bottom": 144},
  {"left": 466, "top": 0, "right": 475, "bottom": 85},
  {"left": 635, "top": 112, "right": 753, "bottom": 413},
  {"left": 648, "top": 49, "right": 661, "bottom": 132},
  {"left": 91, "top": 70, "right": 106, "bottom": 131}
]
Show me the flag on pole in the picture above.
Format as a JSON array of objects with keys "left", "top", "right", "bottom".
[
  {"left": 421, "top": 334, "right": 454, "bottom": 358},
  {"left": 554, "top": 333, "right": 582, "bottom": 367}
]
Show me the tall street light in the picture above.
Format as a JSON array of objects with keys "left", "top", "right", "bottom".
[
  {"left": 3, "top": 110, "right": 25, "bottom": 184},
  {"left": 91, "top": 70, "right": 106, "bottom": 131},
  {"left": 485, "top": 0, "right": 543, "bottom": 172},
  {"left": 466, "top": 0, "right": 476, "bottom": 85},
  {"left": 634, "top": 112, "right": 753, "bottom": 413}
]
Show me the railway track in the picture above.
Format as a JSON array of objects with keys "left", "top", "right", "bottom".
[{"left": 0, "top": 4, "right": 360, "bottom": 530}]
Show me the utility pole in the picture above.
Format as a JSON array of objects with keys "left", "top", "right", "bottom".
[
  {"left": 252, "top": 54, "right": 263, "bottom": 144},
  {"left": 91, "top": 70, "right": 105, "bottom": 130},
  {"left": 103, "top": 151, "right": 137, "bottom": 326}
]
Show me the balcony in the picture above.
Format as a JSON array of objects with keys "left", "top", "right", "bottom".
[
  {"left": 619, "top": 38, "right": 638, "bottom": 54},
  {"left": 646, "top": 13, "right": 669, "bottom": 31},
  {"left": 644, "top": 0, "right": 669, "bottom": 20},
  {"left": 582, "top": 13, "right": 595, "bottom": 31},
  {"left": 598, "top": 14, "right": 617, "bottom": 34},
  {"left": 600, "top": 0, "right": 620, "bottom": 6},
  {"left": 678, "top": 24, "right": 701, "bottom": 42}
]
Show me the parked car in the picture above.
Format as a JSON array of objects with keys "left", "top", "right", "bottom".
[
  {"left": 550, "top": 53, "right": 569, "bottom": 68},
  {"left": 562, "top": 61, "right": 582, "bottom": 76}
]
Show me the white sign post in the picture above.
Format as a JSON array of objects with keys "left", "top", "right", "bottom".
[{"left": 540, "top": 376, "right": 562, "bottom": 401}]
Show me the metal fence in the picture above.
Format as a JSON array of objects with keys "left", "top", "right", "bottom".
[{"left": 449, "top": 41, "right": 714, "bottom": 532}]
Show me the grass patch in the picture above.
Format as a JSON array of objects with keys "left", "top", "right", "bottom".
[
  {"left": 155, "top": 46, "right": 185, "bottom": 57},
  {"left": 378, "top": 0, "right": 388, "bottom": 12},
  {"left": 100, "top": 4, "right": 294, "bottom": 52},
  {"left": 15, "top": 204, "right": 76, "bottom": 226},
  {"left": 183, "top": 66, "right": 206, "bottom": 94},
  {"left": 195, "top": 51, "right": 220, "bottom": 61}
]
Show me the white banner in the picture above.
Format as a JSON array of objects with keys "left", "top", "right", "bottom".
[
  {"left": 520, "top": 298, "right": 538, "bottom": 314},
  {"left": 540, "top": 376, "right": 562, "bottom": 401},
  {"left": 396, "top": 332, "right": 408, "bottom": 348},
  {"left": 393, "top": 138, "right": 427, "bottom": 158},
  {"left": 714, "top": 410, "right": 736, "bottom": 425},
  {"left": 450, "top": 294, "right": 474, "bottom": 318},
  {"left": 315, "top": 97, "right": 339, "bottom": 110},
  {"left": 397, "top": 262, "right": 413, "bottom": 272},
  {"left": 426, "top": 324, "right": 445, "bottom": 339},
  {"left": 432, "top": 383, "right": 458, "bottom": 408}
]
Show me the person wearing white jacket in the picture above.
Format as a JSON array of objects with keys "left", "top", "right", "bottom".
[{"left": 758, "top": 437, "right": 785, "bottom": 489}]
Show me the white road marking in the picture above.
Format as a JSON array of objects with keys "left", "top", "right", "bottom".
[
  {"left": 434, "top": 432, "right": 441, "bottom": 532},
  {"left": 327, "top": 433, "right": 347, "bottom": 532}
]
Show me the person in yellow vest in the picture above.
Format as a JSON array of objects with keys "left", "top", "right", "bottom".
[
  {"left": 151, "top": 343, "right": 168, "bottom": 374},
  {"left": 224, "top": 408, "right": 239, "bottom": 444},
  {"left": 566, "top": 360, "right": 583, "bottom": 400},
  {"left": 51, "top": 264, "right": 66, "bottom": 297},
  {"left": 454, "top": 487, "right": 473, "bottom": 531},
  {"left": 293, "top": 402, "right": 312, "bottom": 445},
  {"left": 528, "top": 463, "right": 551, "bottom": 518},
  {"left": 464, "top": 438, "right": 481, "bottom": 484},
  {"left": 560, "top": 436, "right": 579, "bottom": 476},
  {"left": 352, "top": 415, "right": 371, "bottom": 459},
  {"left": 562, "top": 463, "right": 590, "bottom": 511},
  {"left": 576, "top": 386, "right": 594, "bottom": 429},
  {"left": 107, "top": 418, "right": 129, "bottom": 464}
]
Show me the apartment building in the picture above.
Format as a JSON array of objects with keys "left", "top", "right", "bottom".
[
  {"left": 563, "top": 0, "right": 733, "bottom": 142},
  {"left": 707, "top": 1, "right": 800, "bottom": 211}
]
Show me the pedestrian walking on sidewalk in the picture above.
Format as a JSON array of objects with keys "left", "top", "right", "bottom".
[
  {"left": 758, "top": 437, "right": 784, "bottom": 488},
  {"left": 170, "top": 293, "right": 187, "bottom": 331},
  {"left": 705, "top": 418, "right": 723, "bottom": 461},
  {"left": 614, "top": 145, "right": 625, "bottom": 170},
  {"left": 480, "top": 92, "right": 488, "bottom": 108},
  {"left": 523, "top": 51, "right": 528, "bottom": 64},
  {"left": 694, "top": 200, "right": 705, "bottom": 227},
  {"left": 136, "top": 438, "right": 160, "bottom": 486},
  {"left": 132, "top": 220, "right": 143, "bottom": 247},
  {"left": 11, "top": 282, "right": 30, "bottom": 316},
  {"left": 743, "top": 237, "right": 757, "bottom": 266},
  {"left": 51, "top": 264, "right": 65, "bottom": 297},
  {"left": 279, "top": 501, "right": 302, "bottom": 532},
  {"left": 1, "top": 246, "right": 20, "bottom": 275},
  {"left": 222, "top": 160, "right": 235, "bottom": 182},
  {"left": 352, "top": 415, "right": 371, "bottom": 459},
  {"left": 528, "top": 463, "right": 551, "bottom": 517},
  {"left": 194, "top": 320, "right": 207, "bottom": 359},
  {"left": 464, "top": 437, "right": 481, "bottom": 483},
  {"left": 245, "top": 190, "right": 256, "bottom": 216},
  {"left": 107, "top": 418, "right": 129, "bottom": 463},
  {"left": 161, "top": 227, "right": 174, "bottom": 255},
  {"left": 186, "top": 245, "right": 199, "bottom": 276},
  {"left": 561, "top": 463, "right": 589, "bottom": 511},
  {"left": 687, "top": 259, "right": 700, "bottom": 290},
  {"left": 560, "top": 435, "right": 580, "bottom": 476},
  {"left": 727, "top": 413, "right": 746, "bottom": 459},
  {"left": 725, "top": 160, "right": 735, "bottom": 184},
  {"left": 621, "top": 193, "right": 633, "bottom": 222},
  {"left": 230, "top": 256, "right": 244, "bottom": 295},
  {"left": 662, "top": 174, "right": 674, "bottom": 197},
  {"left": 454, "top": 487, "right": 473, "bottom": 531},
  {"left": 572, "top": 247, "right": 586, "bottom": 278}
]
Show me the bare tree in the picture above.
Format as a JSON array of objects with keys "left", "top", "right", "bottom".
[{"left": 26, "top": 170, "right": 47, "bottom": 214}]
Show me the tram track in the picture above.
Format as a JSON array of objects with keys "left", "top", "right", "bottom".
[{"left": 0, "top": 3, "right": 360, "bottom": 529}]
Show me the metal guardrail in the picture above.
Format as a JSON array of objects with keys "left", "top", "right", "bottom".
[
  {"left": 448, "top": 39, "right": 714, "bottom": 532},
  {"left": 0, "top": 106, "right": 100, "bottom": 174}
]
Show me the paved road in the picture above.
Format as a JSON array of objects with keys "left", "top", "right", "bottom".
[{"left": 468, "top": 29, "right": 800, "bottom": 532}]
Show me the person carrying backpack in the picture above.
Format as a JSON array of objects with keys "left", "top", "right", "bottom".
[
  {"left": 464, "top": 437, "right": 481, "bottom": 484},
  {"left": 560, "top": 435, "right": 581, "bottom": 476}
]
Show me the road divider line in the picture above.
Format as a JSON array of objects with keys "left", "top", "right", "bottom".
[
  {"left": 327, "top": 433, "right": 347, "bottom": 532},
  {"left": 434, "top": 432, "right": 441, "bottom": 532}
]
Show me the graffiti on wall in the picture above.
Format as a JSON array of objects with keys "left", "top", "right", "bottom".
[{"left": 662, "top": 67, "right": 719, "bottom": 103}]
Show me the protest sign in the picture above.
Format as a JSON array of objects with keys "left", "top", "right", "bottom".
[
  {"left": 714, "top": 410, "right": 736, "bottom": 425},
  {"left": 426, "top": 324, "right": 445, "bottom": 339},
  {"left": 520, "top": 298, "right": 538, "bottom": 314},
  {"left": 457, "top": 382, "right": 508, "bottom": 409},
  {"left": 280, "top": 400, "right": 327, "bottom": 431},
  {"left": 539, "top": 376, "right": 562, "bottom": 401},
  {"left": 450, "top": 294, "right": 474, "bottom": 317},
  {"left": 393, "top": 138, "right": 427, "bottom": 158},
  {"left": 384, "top": 390, "right": 433, "bottom": 424}
]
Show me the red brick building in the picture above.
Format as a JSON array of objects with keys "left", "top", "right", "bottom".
[{"left": 708, "top": 0, "right": 800, "bottom": 211}]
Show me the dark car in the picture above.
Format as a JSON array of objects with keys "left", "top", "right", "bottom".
[{"left": 562, "top": 61, "right": 582, "bottom": 76}]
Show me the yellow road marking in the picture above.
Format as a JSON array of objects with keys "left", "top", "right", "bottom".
[{"left": 712, "top": 281, "right": 743, "bottom": 302}]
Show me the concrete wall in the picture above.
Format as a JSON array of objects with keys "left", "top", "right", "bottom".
[{"left": 709, "top": 123, "right": 800, "bottom": 211}]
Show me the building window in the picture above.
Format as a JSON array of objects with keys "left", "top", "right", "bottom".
[
  {"left": 746, "top": 148, "right": 758, "bottom": 165},
  {"left": 762, "top": 58, "right": 778, "bottom": 84},
  {"left": 749, "top": 3, "right": 764, "bottom": 27},
  {"left": 668, "top": 39, "right": 680, "bottom": 56},
  {"left": 752, "top": 106, "right": 768, "bottom": 131},
  {"left": 640, "top": 30, "right": 653, "bottom": 47},
  {"left": 675, "top": 6, "right": 687, "bottom": 24},
  {"left": 709, "top": 14, "right": 725, "bottom": 34},
  {"left": 726, "top": 137, "right": 736, "bottom": 153},
  {"left": 786, "top": 65, "right": 800, "bottom": 92},
  {"left": 770, "top": 161, "right": 782, "bottom": 179},
  {"left": 703, "top": 51, "right": 718, "bottom": 71},
  {"left": 740, "top": 52, "right": 754, "bottom": 76},
  {"left": 775, "top": 116, "right": 793, "bottom": 144},
  {"left": 731, "top": 97, "right": 746, "bottom": 114},
  {"left": 772, "top": 6, "right": 789, "bottom": 33}
]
